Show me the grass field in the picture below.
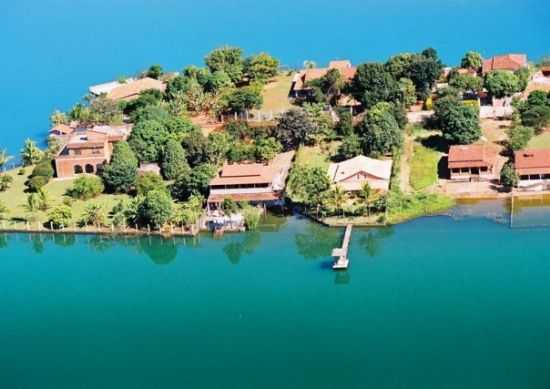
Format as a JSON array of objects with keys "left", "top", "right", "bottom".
[
  {"left": 409, "top": 144, "right": 441, "bottom": 191},
  {"left": 527, "top": 131, "right": 550, "bottom": 149},
  {"left": 294, "top": 142, "right": 341, "bottom": 171},
  {"left": 260, "top": 74, "right": 294, "bottom": 112},
  {"left": 0, "top": 168, "right": 128, "bottom": 227}
]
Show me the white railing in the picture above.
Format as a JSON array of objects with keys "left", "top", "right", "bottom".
[{"left": 210, "top": 187, "right": 273, "bottom": 195}]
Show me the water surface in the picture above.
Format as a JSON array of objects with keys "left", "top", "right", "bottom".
[{"left": 1, "top": 212, "right": 550, "bottom": 388}]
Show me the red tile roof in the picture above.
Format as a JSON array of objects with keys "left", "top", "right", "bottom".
[
  {"left": 514, "top": 149, "right": 550, "bottom": 175},
  {"left": 207, "top": 192, "right": 282, "bottom": 203},
  {"left": 482, "top": 54, "right": 527, "bottom": 74},
  {"left": 293, "top": 60, "right": 356, "bottom": 91},
  {"left": 106, "top": 77, "right": 166, "bottom": 101},
  {"left": 448, "top": 144, "right": 498, "bottom": 169}
]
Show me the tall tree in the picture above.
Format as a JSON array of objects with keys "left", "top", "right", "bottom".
[
  {"left": 244, "top": 53, "right": 279, "bottom": 81},
  {"left": 274, "top": 108, "right": 317, "bottom": 150},
  {"left": 434, "top": 96, "right": 481, "bottom": 144},
  {"left": 162, "top": 139, "right": 190, "bottom": 180},
  {"left": 20, "top": 139, "right": 43, "bottom": 166},
  {"left": 484, "top": 71, "right": 520, "bottom": 98},
  {"left": 357, "top": 102, "right": 403, "bottom": 156},
  {"left": 101, "top": 141, "right": 138, "bottom": 193},
  {"left": 350, "top": 63, "right": 400, "bottom": 109},
  {"left": 204, "top": 46, "right": 244, "bottom": 83},
  {"left": 460, "top": 51, "right": 483, "bottom": 71}
]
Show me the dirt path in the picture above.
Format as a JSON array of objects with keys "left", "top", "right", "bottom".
[{"left": 399, "top": 135, "right": 414, "bottom": 193}]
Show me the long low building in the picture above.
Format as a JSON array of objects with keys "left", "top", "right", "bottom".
[
  {"left": 515, "top": 149, "right": 550, "bottom": 189},
  {"left": 207, "top": 151, "right": 294, "bottom": 207},
  {"left": 89, "top": 77, "right": 166, "bottom": 101},
  {"left": 328, "top": 155, "right": 393, "bottom": 192},
  {"left": 448, "top": 144, "right": 499, "bottom": 181}
]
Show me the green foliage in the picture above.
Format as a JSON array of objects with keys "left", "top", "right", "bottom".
[
  {"left": 162, "top": 139, "right": 190, "bottom": 180},
  {"left": 101, "top": 141, "right": 138, "bottom": 193},
  {"left": 242, "top": 204, "right": 262, "bottom": 230},
  {"left": 203, "top": 70, "right": 233, "bottom": 93},
  {"left": 138, "top": 189, "right": 173, "bottom": 229},
  {"left": 336, "top": 110, "right": 354, "bottom": 136},
  {"left": 244, "top": 52, "right": 279, "bottom": 81},
  {"left": 410, "top": 144, "right": 440, "bottom": 190},
  {"left": 88, "top": 96, "right": 124, "bottom": 125},
  {"left": 204, "top": 46, "right": 244, "bottom": 83},
  {"left": 0, "top": 149, "right": 13, "bottom": 170},
  {"left": 516, "top": 91, "right": 550, "bottom": 131},
  {"left": 307, "top": 68, "right": 345, "bottom": 105},
  {"left": 385, "top": 53, "right": 415, "bottom": 79},
  {"left": 171, "top": 163, "right": 216, "bottom": 201},
  {"left": 68, "top": 176, "right": 105, "bottom": 200},
  {"left": 182, "top": 132, "right": 210, "bottom": 167},
  {"left": 406, "top": 49, "right": 444, "bottom": 99},
  {"left": 386, "top": 189, "right": 454, "bottom": 224},
  {"left": 170, "top": 194, "right": 203, "bottom": 227},
  {"left": 221, "top": 86, "right": 263, "bottom": 113},
  {"left": 20, "top": 139, "right": 43, "bottom": 166},
  {"left": 287, "top": 165, "right": 330, "bottom": 206},
  {"left": 50, "top": 110, "right": 68, "bottom": 125},
  {"left": 255, "top": 137, "right": 282, "bottom": 162},
  {"left": 303, "top": 102, "right": 334, "bottom": 142},
  {"left": 26, "top": 159, "right": 54, "bottom": 192},
  {"left": 500, "top": 162, "right": 518, "bottom": 188},
  {"left": 207, "top": 132, "right": 232, "bottom": 165},
  {"left": 136, "top": 172, "right": 166, "bottom": 196},
  {"left": 515, "top": 67, "right": 531, "bottom": 92},
  {"left": 357, "top": 102, "right": 403, "bottom": 157},
  {"left": 47, "top": 205, "right": 72, "bottom": 229},
  {"left": 338, "top": 134, "right": 362, "bottom": 159},
  {"left": 484, "top": 71, "right": 520, "bottom": 98},
  {"left": 275, "top": 108, "right": 317, "bottom": 150},
  {"left": 434, "top": 95, "right": 481, "bottom": 144},
  {"left": 399, "top": 77, "right": 417, "bottom": 107},
  {"left": 448, "top": 73, "right": 483, "bottom": 92},
  {"left": 507, "top": 126, "right": 534, "bottom": 151},
  {"left": 128, "top": 119, "right": 169, "bottom": 162},
  {"left": 80, "top": 203, "right": 107, "bottom": 227},
  {"left": 146, "top": 64, "right": 163, "bottom": 79},
  {"left": 350, "top": 63, "right": 400, "bottom": 108},
  {"left": 123, "top": 89, "right": 163, "bottom": 117},
  {"left": 0, "top": 174, "right": 13, "bottom": 192},
  {"left": 460, "top": 51, "right": 483, "bottom": 70}
]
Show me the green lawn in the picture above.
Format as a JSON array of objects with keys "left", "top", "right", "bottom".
[
  {"left": 0, "top": 168, "right": 128, "bottom": 227},
  {"left": 294, "top": 145, "right": 335, "bottom": 170},
  {"left": 259, "top": 74, "right": 294, "bottom": 112},
  {"left": 527, "top": 132, "right": 550, "bottom": 149},
  {"left": 409, "top": 144, "right": 441, "bottom": 191}
]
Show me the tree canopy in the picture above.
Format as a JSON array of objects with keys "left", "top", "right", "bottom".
[
  {"left": 101, "top": 141, "right": 138, "bottom": 193},
  {"left": 434, "top": 95, "right": 481, "bottom": 144}
]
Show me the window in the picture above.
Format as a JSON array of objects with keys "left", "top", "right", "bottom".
[
  {"left": 85, "top": 164, "right": 94, "bottom": 174},
  {"left": 74, "top": 165, "right": 83, "bottom": 174}
]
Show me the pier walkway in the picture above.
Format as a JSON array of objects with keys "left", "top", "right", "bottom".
[{"left": 332, "top": 224, "right": 353, "bottom": 270}]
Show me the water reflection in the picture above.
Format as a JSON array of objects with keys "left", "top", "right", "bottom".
[
  {"left": 137, "top": 237, "right": 178, "bottom": 265},
  {"left": 334, "top": 270, "right": 350, "bottom": 285},
  {"left": 295, "top": 223, "right": 339, "bottom": 260},
  {"left": 0, "top": 233, "right": 8, "bottom": 249},
  {"left": 357, "top": 227, "right": 395, "bottom": 258},
  {"left": 222, "top": 232, "right": 262, "bottom": 265}
]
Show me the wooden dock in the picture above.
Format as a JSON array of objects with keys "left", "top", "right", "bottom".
[{"left": 332, "top": 224, "right": 353, "bottom": 270}]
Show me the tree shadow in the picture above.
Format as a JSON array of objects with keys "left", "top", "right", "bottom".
[
  {"left": 420, "top": 134, "right": 450, "bottom": 153},
  {"left": 438, "top": 156, "right": 450, "bottom": 179}
]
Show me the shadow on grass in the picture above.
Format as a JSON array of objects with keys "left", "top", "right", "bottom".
[
  {"left": 438, "top": 156, "right": 450, "bottom": 179},
  {"left": 420, "top": 134, "right": 450, "bottom": 153}
]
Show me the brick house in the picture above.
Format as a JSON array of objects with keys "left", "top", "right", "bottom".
[
  {"left": 448, "top": 144, "right": 499, "bottom": 181},
  {"left": 54, "top": 125, "right": 132, "bottom": 178}
]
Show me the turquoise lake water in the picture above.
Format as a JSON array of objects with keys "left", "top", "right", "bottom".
[
  {"left": 2, "top": 0, "right": 549, "bottom": 155},
  {"left": 1, "top": 211, "right": 550, "bottom": 388}
]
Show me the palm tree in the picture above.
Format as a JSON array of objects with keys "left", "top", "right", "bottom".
[
  {"left": 0, "top": 149, "right": 12, "bottom": 171},
  {"left": 303, "top": 60, "right": 316, "bottom": 69},
  {"left": 81, "top": 203, "right": 106, "bottom": 227},
  {"left": 20, "top": 139, "right": 43, "bottom": 166},
  {"left": 327, "top": 186, "right": 348, "bottom": 217},
  {"left": 359, "top": 182, "right": 374, "bottom": 216}
]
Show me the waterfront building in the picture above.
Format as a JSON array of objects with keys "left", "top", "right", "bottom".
[
  {"left": 54, "top": 125, "right": 132, "bottom": 178},
  {"left": 89, "top": 77, "right": 166, "bottom": 101},
  {"left": 327, "top": 155, "right": 393, "bottom": 192},
  {"left": 207, "top": 151, "right": 294, "bottom": 208},
  {"left": 514, "top": 149, "right": 550, "bottom": 189},
  {"left": 448, "top": 144, "right": 499, "bottom": 181}
]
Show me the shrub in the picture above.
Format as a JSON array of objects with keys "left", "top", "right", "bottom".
[
  {"left": 161, "top": 139, "right": 190, "bottom": 180},
  {"left": 26, "top": 175, "right": 50, "bottom": 192},
  {"left": 242, "top": 205, "right": 262, "bottom": 230},
  {"left": 507, "top": 126, "right": 534, "bottom": 151},
  {"left": 138, "top": 189, "right": 173, "bottom": 229},
  {"left": 0, "top": 175, "right": 13, "bottom": 192},
  {"left": 136, "top": 172, "right": 166, "bottom": 196},
  {"left": 500, "top": 162, "right": 518, "bottom": 188},
  {"left": 68, "top": 176, "right": 105, "bottom": 200},
  {"left": 47, "top": 205, "right": 72, "bottom": 229}
]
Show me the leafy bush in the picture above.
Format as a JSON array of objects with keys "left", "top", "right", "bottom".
[
  {"left": 0, "top": 175, "right": 13, "bottom": 192},
  {"left": 507, "top": 126, "right": 534, "bottom": 151},
  {"left": 136, "top": 172, "right": 166, "bottom": 196},
  {"left": 68, "top": 176, "right": 105, "bottom": 200},
  {"left": 47, "top": 205, "right": 73, "bottom": 229},
  {"left": 138, "top": 189, "right": 173, "bottom": 229}
]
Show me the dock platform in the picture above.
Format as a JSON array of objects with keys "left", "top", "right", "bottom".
[{"left": 332, "top": 224, "right": 353, "bottom": 270}]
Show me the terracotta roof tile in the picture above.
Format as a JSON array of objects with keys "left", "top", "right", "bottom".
[
  {"left": 482, "top": 54, "right": 527, "bottom": 74},
  {"left": 515, "top": 149, "right": 550, "bottom": 175},
  {"left": 448, "top": 144, "right": 498, "bottom": 169},
  {"left": 107, "top": 77, "right": 166, "bottom": 101}
]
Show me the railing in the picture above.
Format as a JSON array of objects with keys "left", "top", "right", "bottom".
[{"left": 210, "top": 187, "right": 273, "bottom": 195}]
